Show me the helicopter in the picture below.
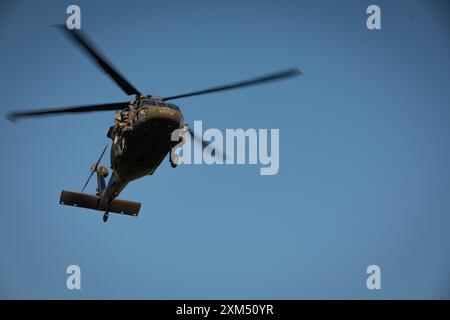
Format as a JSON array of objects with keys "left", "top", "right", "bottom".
[{"left": 6, "top": 25, "right": 302, "bottom": 222}]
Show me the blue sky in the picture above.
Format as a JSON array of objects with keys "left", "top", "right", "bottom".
[{"left": 1, "top": 0, "right": 450, "bottom": 299}]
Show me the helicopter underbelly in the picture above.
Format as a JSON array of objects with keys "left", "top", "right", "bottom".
[{"left": 113, "top": 106, "right": 182, "bottom": 181}]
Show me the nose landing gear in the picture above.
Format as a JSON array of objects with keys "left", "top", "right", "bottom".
[
  {"left": 170, "top": 125, "right": 188, "bottom": 168},
  {"left": 170, "top": 154, "right": 178, "bottom": 168},
  {"left": 103, "top": 211, "right": 109, "bottom": 222}
]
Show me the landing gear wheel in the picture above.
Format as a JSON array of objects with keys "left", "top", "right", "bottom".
[
  {"left": 103, "top": 212, "right": 109, "bottom": 222},
  {"left": 169, "top": 151, "right": 178, "bottom": 168}
]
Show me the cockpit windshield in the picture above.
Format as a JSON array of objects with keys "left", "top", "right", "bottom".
[{"left": 140, "top": 100, "right": 180, "bottom": 111}]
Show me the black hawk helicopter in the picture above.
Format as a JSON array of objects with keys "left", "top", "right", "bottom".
[{"left": 6, "top": 25, "right": 302, "bottom": 222}]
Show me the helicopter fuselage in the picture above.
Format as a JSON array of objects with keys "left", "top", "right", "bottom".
[{"left": 99, "top": 100, "right": 183, "bottom": 206}]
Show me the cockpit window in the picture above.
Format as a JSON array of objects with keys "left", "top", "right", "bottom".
[
  {"left": 140, "top": 100, "right": 154, "bottom": 107},
  {"left": 140, "top": 100, "right": 180, "bottom": 111}
]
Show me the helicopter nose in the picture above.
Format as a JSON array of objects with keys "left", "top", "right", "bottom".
[{"left": 137, "top": 106, "right": 182, "bottom": 134}]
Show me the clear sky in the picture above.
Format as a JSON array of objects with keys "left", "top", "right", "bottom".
[{"left": 1, "top": 0, "right": 450, "bottom": 299}]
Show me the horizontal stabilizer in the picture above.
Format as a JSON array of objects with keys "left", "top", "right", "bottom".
[{"left": 60, "top": 190, "right": 141, "bottom": 216}]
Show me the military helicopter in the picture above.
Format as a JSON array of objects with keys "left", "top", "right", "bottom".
[{"left": 6, "top": 25, "right": 302, "bottom": 222}]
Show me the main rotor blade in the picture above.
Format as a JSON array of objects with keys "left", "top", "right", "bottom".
[
  {"left": 188, "top": 127, "right": 226, "bottom": 161},
  {"left": 6, "top": 102, "right": 129, "bottom": 122},
  {"left": 162, "top": 68, "right": 302, "bottom": 101},
  {"left": 54, "top": 24, "right": 141, "bottom": 96},
  {"left": 81, "top": 144, "right": 108, "bottom": 192}
]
